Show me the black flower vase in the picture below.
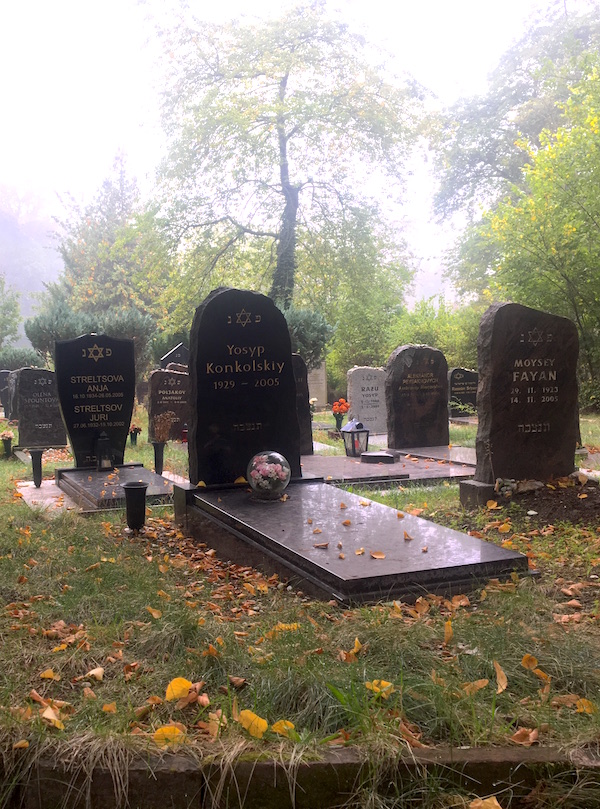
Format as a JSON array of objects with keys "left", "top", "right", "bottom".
[
  {"left": 2, "top": 438, "right": 11, "bottom": 458},
  {"left": 122, "top": 481, "right": 149, "bottom": 531},
  {"left": 152, "top": 441, "right": 165, "bottom": 476},
  {"left": 130, "top": 432, "right": 137, "bottom": 446}
]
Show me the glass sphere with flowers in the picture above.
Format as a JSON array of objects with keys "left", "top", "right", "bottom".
[
  {"left": 247, "top": 451, "right": 292, "bottom": 500},
  {"left": 332, "top": 398, "right": 350, "bottom": 430}
]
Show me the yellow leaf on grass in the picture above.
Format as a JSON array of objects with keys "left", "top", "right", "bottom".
[
  {"left": 486, "top": 500, "right": 501, "bottom": 510},
  {"left": 352, "top": 638, "right": 363, "bottom": 654},
  {"left": 370, "top": 551, "right": 386, "bottom": 559},
  {"left": 443, "top": 620, "right": 453, "bottom": 645},
  {"left": 462, "top": 679, "right": 489, "bottom": 696},
  {"left": 102, "top": 702, "right": 117, "bottom": 713},
  {"left": 532, "top": 668, "right": 551, "bottom": 682},
  {"left": 13, "top": 740, "right": 29, "bottom": 750},
  {"left": 521, "top": 654, "right": 538, "bottom": 670},
  {"left": 469, "top": 798, "right": 503, "bottom": 809},
  {"left": 146, "top": 606, "right": 162, "bottom": 619},
  {"left": 576, "top": 698, "right": 597, "bottom": 714},
  {"left": 271, "top": 719, "right": 295, "bottom": 737},
  {"left": 166, "top": 677, "right": 193, "bottom": 701},
  {"left": 40, "top": 669, "right": 60, "bottom": 681},
  {"left": 510, "top": 727, "right": 538, "bottom": 747},
  {"left": 365, "top": 679, "right": 395, "bottom": 698},
  {"left": 86, "top": 667, "right": 104, "bottom": 681},
  {"left": 152, "top": 723, "right": 187, "bottom": 746},
  {"left": 493, "top": 660, "right": 508, "bottom": 694},
  {"left": 498, "top": 523, "right": 511, "bottom": 533},
  {"left": 239, "top": 709, "right": 268, "bottom": 739},
  {"left": 41, "top": 706, "right": 65, "bottom": 730}
]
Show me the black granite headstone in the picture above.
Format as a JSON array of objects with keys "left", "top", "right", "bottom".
[
  {"left": 292, "top": 354, "right": 313, "bottom": 456},
  {"left": 475, "top": 302, "right": 579, "bottom": 484},
  {"left": 148, "top": 369, "right": 191, "bottom": 441},
  {"left": 385, "top": 345, "right": 449, "bottom": 448},
  {"left": 0, "top": 370, "right": 9, "bottom": 416},
  {"left": 189, "top": 287, "right": 301, "bottom": 486},
  {"left": 10, "top": 368, "right": 67, "bottom": 448},
  {"left": 55, "top": 334, "right": 135, "bottom": 467},
  {"left": 449, "top": 367, "right": 478, "bottom": 417},
  {"left": 160, "top": 343, "right": 189, "bottom": 369}
]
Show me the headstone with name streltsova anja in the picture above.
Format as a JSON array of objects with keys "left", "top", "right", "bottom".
[
  {"left": 188, "top": 287, "right": 301, "bottom": 486},
  {"left": 475, "top": 302, "right": 579, "bottom": 484},
  {"left": 55, "top": 334, "right": 135, "bottom": 467}
]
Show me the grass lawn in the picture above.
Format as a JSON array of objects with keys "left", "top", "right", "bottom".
[{"left": 1, "top": 410, "right": 600, "bottom": 807}]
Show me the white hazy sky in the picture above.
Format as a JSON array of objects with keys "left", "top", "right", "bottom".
[{"left": 0, "top": 0, "right": 570, "bottom": 295}]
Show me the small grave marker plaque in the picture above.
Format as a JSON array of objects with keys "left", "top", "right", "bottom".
[
  {"left": 148, "top": 369, "right": 190, "bottom": 441},
  {"left": 55, "top": 334, "right": 135, "bottom": 467},
  {"left": 189, "top": 287, "right": 301, "bottom": 486},
  {"left": 449, "top": 367, "right": 478, "bottom": 417},
  {"left": 347, "top": 366, "right": 386, "bottom": 433},
  {"left": 10, "top": 368, "right": 66, "bottom": 448},
  {"left": 385, "top": 345, "right": 449, "bottom": 448},
  {"left": 475, "top": 302, "right": 579, "bottom": 483}
]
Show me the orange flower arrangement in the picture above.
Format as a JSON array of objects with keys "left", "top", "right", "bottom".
[{"left": 332, "top": 398, "right": 350, "bottom": 430}]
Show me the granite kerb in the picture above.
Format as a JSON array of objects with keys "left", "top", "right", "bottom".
[{"left": 14, "top": 746, "right": 598, "bottom": 808}]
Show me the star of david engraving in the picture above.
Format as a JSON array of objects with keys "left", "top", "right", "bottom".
[
  {"left": 87, "top": 344, "right": 104, "bottom": 362},
  {"left": 236, "top": 308, "right": 252, "bottom": 327},
  {"left": 528, "top": 328, "right": 544, "bottom": 347},
  {"left": 167, "top": 377, "right": 177, "bottom": 386}
]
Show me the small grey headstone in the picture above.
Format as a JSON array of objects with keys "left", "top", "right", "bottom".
[
  {"left": 347, "top": 366, "right": 386, "bottom": 433},
  {"left": 475, "top": 302, "right": 579, "bottom": 483},
  {"left": 385, "top": 345, "right": 449, "bottom": 448}
]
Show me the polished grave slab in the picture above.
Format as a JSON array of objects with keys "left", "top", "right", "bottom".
[
  {"left": 174, "top": 480, "right": 527, "bottom": 604},
  {"left": 56, "top": 464, "right": 173, "bottom": 510}
]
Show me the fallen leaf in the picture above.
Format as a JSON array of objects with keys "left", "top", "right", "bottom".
[
  {"left": 86, "top": 667, "right": 104, "bottom": 682},
  {"left": 40, "top": 669, "right": 60, "bottom": 681},
  {"left": 576, "top": 698, "right": 597, "bottom": 714},
  {"left": 443, "top": 620, "right": 453, "bottom": 645},
  {"left": 521, "top": 654, "right": 538, "bottom": 670},
  {"left": 313, "top": 542, "right": 329, "bottom": 549},
  {"left": 342, "top": 519, "right": 351, "bottom": 526},
  {"left": 13, "top": 740, "right": 29, "bottom": 750},
  {"left": 166, "top": 677, "right": 193, "bottom": 701},
  {"left": 403, "top": 531, "right": 413, "bottom": 541},
  {"left": 396, "top": 511, "right": 404, "bottom": 519},
  {"left": 271, "top": 719, "right": 295, "bottom": 737},
  {"left": 152, "top": 723, "right": 187, "bottom": 746},
  {"left": 370, "top": 551, "right": 386, "bottom": 559},
  {"left": 486, "top": 500, "right": 501, "bottom": 510},
  {"left": 339, "top": 502, "right": 347, "bottom": 509},
  {"left": 469, "top": 798, "right": 503, "bottom": 809},
  {"left": 493, "top": 660, "right": 508, "bottom": 694},
  {"left": 41, "top": 706, "right": 65, "bottom": 730},
  {"left": 510, "top": 727, "right": 538, "bottom": 747},
  {"left": 238, "top": 709, "right": 268, "bottom": 739},
  {"left": 365, "top": 679, "right": 395, "bottom": 698},
  {"left": 146, "top": 606, "right": 162, "bottom": 620},
  {"left": 462, "top": 679, "right": 489, "bottom": 695},
  {"left": 102, "top": 702, "right": 117, "bottom": 713},
  {"left": 355, "top": 548, "right": 365, "bottom": 555}
]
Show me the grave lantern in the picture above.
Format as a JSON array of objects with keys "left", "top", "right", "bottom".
[
  {"left": 341, "top": 419, "right": 369, "bottom": 457},
  {"left": 95, "top": 432, "right": 113, "bottom": 471}
]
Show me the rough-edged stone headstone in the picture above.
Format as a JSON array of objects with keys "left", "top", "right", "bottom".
[
  {"left": 475, "top": 302, "right": 579, "bottom": 484},
  {"left": 448, "top": 367, "right": 478, "bottom": 417},
  {"left": 292, "top": 354, "right": 313, "bottom": 455},
  {"left": 160, "top": 343, "right": 189, "bottom": 369},
  {"left": 0, "top": 370, "right": 9, "bottom": 416},
  {"left": 148, "top": 369, "right": 191, "bottom": 441},
  {"left": 385, "top": 345, "right": 449, "bottom": 448},
  {"left": 10, "top": 368, "right": 67, "bottom": 448},
  {"left": 347, "top": 366, "right": 387, "bottom": 433},
  {"left": 189, "top": 287, "right": 301, "bottom": 486},
  {"left": 55, "top": 334, "right": 135, "bottom": 467}
]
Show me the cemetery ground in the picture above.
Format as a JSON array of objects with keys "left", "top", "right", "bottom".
[{"left": 2, "top": 416, "right": 600, "bottom": 806}]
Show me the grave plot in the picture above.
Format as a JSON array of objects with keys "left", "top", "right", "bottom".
[
  {"left": 56, "top": 465, "right": 173, "bottom": 510},
  {"left": 174, "top": 481, "right": 528, "bottom": 604}
]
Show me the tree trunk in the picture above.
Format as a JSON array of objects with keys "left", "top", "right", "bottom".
[{"left": 269, "top": 72, "right": 299, "bottom": 309}]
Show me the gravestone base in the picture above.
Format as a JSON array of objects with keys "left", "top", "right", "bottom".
[
  {"left": 460, "top": 480, "right": 498, "bottom": 509},
  {"left": 174, "top": 481, "right": 527, "bottom": 604},
  {"left": 56, "top": 464, "right": 173, "bottom": 510}
]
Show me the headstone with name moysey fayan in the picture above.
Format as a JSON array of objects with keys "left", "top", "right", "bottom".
[
  {"left": 55, "top": 334, "right": 135, "bottom": 467},
  {"left": 385, "top": 345, "right": 449, "bottom": 448},
  {"left": 292, "top": 354, "right": 313, "bottom": 455},
  {"left": 347, "top": 366, "right": 387, "bottom": 433},
  {"left": 148, "top": 369, "right": 191, "bottom": 441},
  {"left": 188, "top": 287, "right": 301, "bottom": 486},
  {"left": 474, "top": 302, "right": 579, "bottom": 483},
  {"left": 10, "top": 368, "right": 67, "bottom": 448},
  {"left": 448, "top": 367, "right": 478, "bottom": 417},
  {"left": 160, "top": 343, "right": 189, "bottom": 369}
]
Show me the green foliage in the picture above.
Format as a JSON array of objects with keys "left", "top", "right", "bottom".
[
  {"left": 0, "top": 272, "right": 20, "bottom": 350},
  {"left": 284, "top": 307, "right": 333, "bottom": 371},
  {"left": 0, "top": 345, "right": 42, "bottom": 370},
  {"left": 386, "top": 296, "right": 485, "bottom": 370},
  {"left": 157, "top": 4, "right": 419, "bottom": 312},
  {"left": 151, "top": 330, "right": 190, "bottom": 367},
  {"left": 432, "top": 6, "right": 600, "bottom": 219}
]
